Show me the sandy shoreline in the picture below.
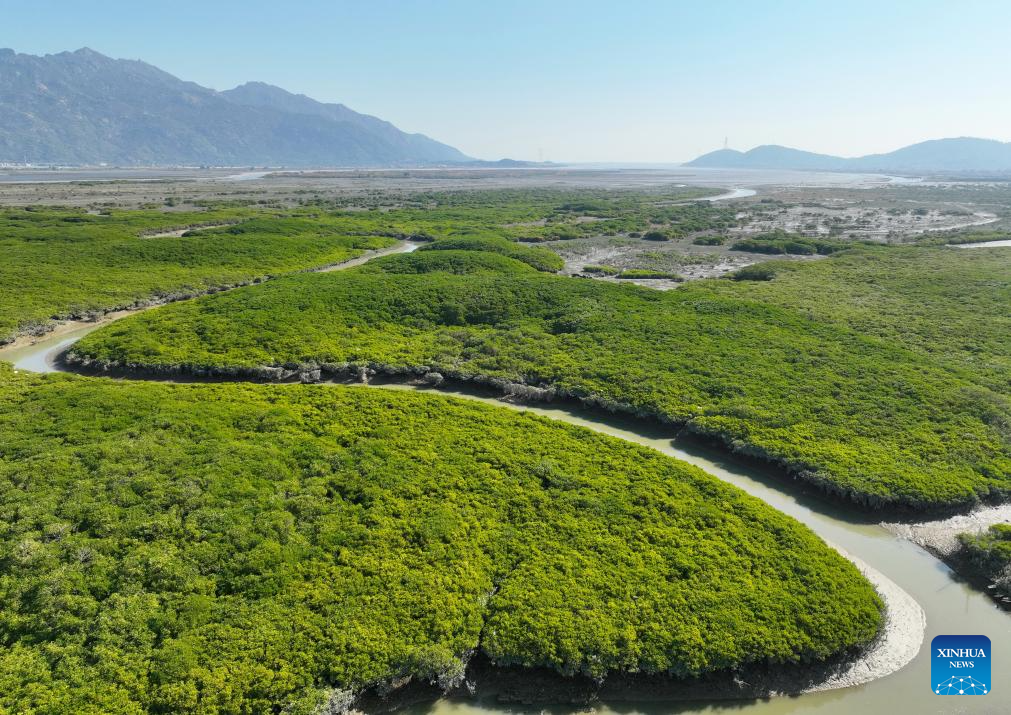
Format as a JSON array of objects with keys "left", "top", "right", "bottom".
[
  {"left": 802, "top": 547, "right": 924, "bottom": 693},
  {"left": 0, "top": 309, "right": 137, "bottom": 354}
]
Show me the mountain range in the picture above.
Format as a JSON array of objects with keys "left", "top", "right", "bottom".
[
  {"left": 686, "top": 137, "right": 1011, "bottom": 175},
  {"left": 0, "top": 47, "right": 469, "bottom": 166}
]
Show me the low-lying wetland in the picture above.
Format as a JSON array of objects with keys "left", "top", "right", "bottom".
[{"left": 3, "top": 178, "right": 1010, "bottom": 715}]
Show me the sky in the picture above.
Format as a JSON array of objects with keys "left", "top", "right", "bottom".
[{"left": 4, "top": 0, "right": 1011, "bottom": 162}]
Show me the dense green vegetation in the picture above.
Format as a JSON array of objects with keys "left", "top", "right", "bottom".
[
  {"left": 699, "top": 247, "right": 1011, "bottom": 393},
  {"left": 360, "top": 250, "right": 540, "bottom": 276},
  {"left": 615, "top": 268, "right": 683, "bottom": 280},
  {"left": 0, "top": 190, "right": 739, "bottom": 344},
  {"left": 958, "top": 524, "right": 1011, "bottom": 599},
  {"left": 499, "top": 195, "right": 734, "bottom": 243},
  {"left": 0, "top": 207, "right": 395, "bottom": 344},
  {"left": 300, "top": 186, "right": 732, "bottom": 243},
  {"left": 0, "top": 364, "right": 881, "bottom": 713},
  {"left": 731, "top": 231, "right": 851, "bottom": 255},
  {"left": 582, "top": 264, "right": 622, "bottom": 276},
  {"left": 581, "top": 265, "right": 682, "bottom": 280},
  {"left": 74, "top": 248, "right": 1011, "bottom": 509},
  {"left": 415, "top": 235, "right": 563, "bottom": 272},
  {"left": 730, "top": 264, "right": 778, "bottom": 281},
  {"left": 10, "top": 188, "right": 1011, "bottom": 712}
]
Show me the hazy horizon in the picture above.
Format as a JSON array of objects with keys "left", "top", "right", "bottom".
[{"left": 5, "top": 0, "right": 1011, "bottom": 163}]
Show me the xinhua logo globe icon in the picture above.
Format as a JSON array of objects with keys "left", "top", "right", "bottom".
[
  {"left": 935, "top": 675, "right": 987, "bottom": 695},
  {"left": 931, "top": 635, "right": 991, "bottom": 695}
]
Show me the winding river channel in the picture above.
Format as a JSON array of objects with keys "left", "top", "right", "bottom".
[{"left": 2, "top": 241, "right": 1008, "bottom": 714}]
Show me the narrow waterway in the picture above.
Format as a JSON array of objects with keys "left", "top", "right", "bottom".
[
  {"left": 950, "top": 239, "right": 1011, "bottom": 248},
  {"left": 701, "top": 187, "right": 757, "bottom": 201},
  {"left": 2, "top": 240, "right": 1008, "bottom": 714}
]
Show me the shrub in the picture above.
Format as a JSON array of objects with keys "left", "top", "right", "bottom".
[
  {"left": 582, "top": 264, "right": 621, "bottom": 275},
  {"left": 362, "top": 250, "right": 538, "bottom": 276},
  {"left": 731, "top": 230, "right": 849, "bottom": 256},
  {"left": 615, "top": 269, "right": 683, "bottom": 280},
  {"left": 419, "top": 236, "right": 563, "bottom": 272},
  {"left": 731, "top": 264, "right": 778, "bottom": 281}
]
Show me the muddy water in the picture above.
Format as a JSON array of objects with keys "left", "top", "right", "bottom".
[
  {"left": 2, "top": 246, "right": 1009, "bottom": 713},
  {"left": 4, "top": 331, "right": 94, "bottom": 372}
]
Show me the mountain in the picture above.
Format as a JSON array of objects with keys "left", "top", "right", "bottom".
[
  {"left": 847, "top": 138, "right": 1011, "bottom": 173},
  {"left": 687, "top": 146, "right": 846, "bottom": 172},
  {"left": 686, "top": 137, "right": 1011, "bottom": 174},
  {"left": 219, "top": 82, "right": 463, "bottom": 163},
  {"left": 0, "top": 47, "right": 469, "bottom": 166}
]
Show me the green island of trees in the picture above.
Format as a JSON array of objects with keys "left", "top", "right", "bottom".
[
  {"left": 72, "top": 247, "right": 1011, "bottom": 510},
  {"left": 0, "top": 365, "right": 882, "bottom": 714},
  {"left": 582, "top": 265, "right": 682, "bottom": 280},
  {"left": 360, "top": 249, "right": 541, "bottom": 276},
  {"left": 731, "top": 231, "right": 852, "bottom": 255},
  {"left": 958, "top": 524, "right": 1011, "bottom": 599},
  {"left": 413, "top": 235, "right": 564, "bottom": 272}
]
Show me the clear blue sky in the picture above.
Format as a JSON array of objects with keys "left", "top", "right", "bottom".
[{"left": 4, "top": 0, "right": 1010, "bottom": 162}]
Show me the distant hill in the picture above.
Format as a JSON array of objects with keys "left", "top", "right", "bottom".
[
  {"left": 0, "top": 47, "right": 470, "bottom": 166},
  {"left": 687, "top": 137, "right": 1011, "bottom": 174}
]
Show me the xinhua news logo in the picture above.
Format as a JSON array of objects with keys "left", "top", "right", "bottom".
[{"left": 931, "top": 635, "right": 991, "bottom": 695}]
